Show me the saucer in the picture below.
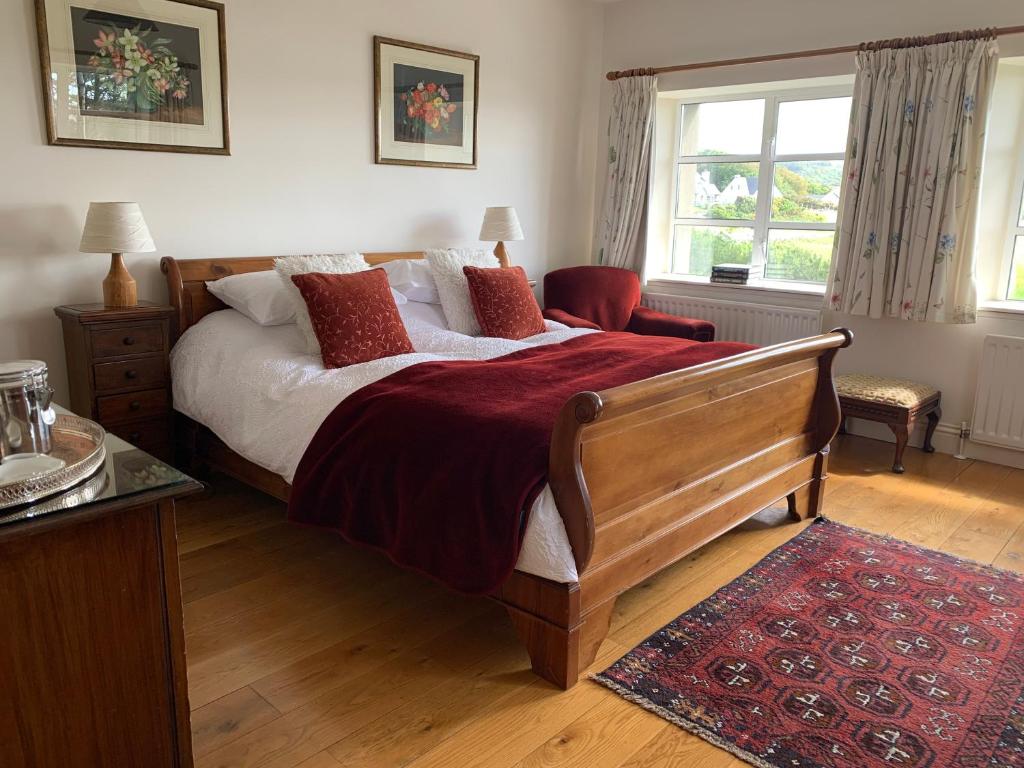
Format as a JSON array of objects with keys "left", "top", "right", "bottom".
[{"left": 0, "top": 454, "right": 67, "bottom": 486}]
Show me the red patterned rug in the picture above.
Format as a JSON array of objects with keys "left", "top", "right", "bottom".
[{"left": 594, "top": 518, "right": 1024, "bottom": 768}]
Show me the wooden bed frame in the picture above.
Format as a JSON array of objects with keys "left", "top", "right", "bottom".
[{"left": 161, "top": 251, "right": 852, "bottom": 689}]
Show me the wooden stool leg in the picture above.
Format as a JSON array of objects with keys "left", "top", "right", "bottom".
[
  {"left": 923, "top": 407, "right": 941, "bottom": 453},
  {"left": 889, "top": 422, "right": 910, "bottom": 474}
]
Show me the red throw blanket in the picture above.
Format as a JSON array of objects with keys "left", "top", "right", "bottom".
[{"left": 289, "top": 333, "right": 754, "bottom": 594}]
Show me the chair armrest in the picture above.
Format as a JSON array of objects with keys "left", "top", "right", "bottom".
[
  {"left": 627, "top": 306, "right": 716, "bottom": 341},
  {"left": 542, "top": 308, "right": 603, "bottom": 330}
]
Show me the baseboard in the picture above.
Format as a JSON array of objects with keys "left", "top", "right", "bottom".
[{"left": 845, "top": 418, "right": 1024, "bottom": 470}]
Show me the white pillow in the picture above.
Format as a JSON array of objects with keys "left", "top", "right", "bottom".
[
  {"left": 398, "top": 299, "right": 449, "bottom": 330},
  {"left": 206, "top": 270, "right": 295, "bottom": 326},
  {"left": 425, "top": 248, "right": 500, "bottom": 335},
  {"left": 274, "top": 253, "right": 371, "bottom": 354},
  {"left": 381, "top": 258, "right": 440, "bottom": 304}
]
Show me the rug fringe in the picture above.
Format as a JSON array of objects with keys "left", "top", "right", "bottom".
[
  {"left": 816, "top": 515, "right": 1024, "bottom": 583},
  {"left": 590, "top": 675, "right": 778, "bottom": 768}
]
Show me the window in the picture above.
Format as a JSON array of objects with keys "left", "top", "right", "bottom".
[
  {"left": 667, "top": 88, "right": 852, "bottom": 285},
  {"left": 1007, "top": 180, "right": 1024, "bottom": 301}
]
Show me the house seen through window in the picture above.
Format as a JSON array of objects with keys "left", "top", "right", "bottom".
[{"left": 665, "top": 88, "right": 852, "bottom": 284}]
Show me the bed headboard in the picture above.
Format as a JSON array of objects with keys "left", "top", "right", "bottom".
[{"left": 161, "top": 248, "right": 509, "bottom": 340}]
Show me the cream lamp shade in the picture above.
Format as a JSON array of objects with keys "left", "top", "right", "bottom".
[
  {"left": 79, "top": 202, "right": 155, "bottom": 308},
  {"left": 79, "top": 202, "right": 156, "bottom": 254},
  {"left": 479, "top": 207, "right": 524, "bottom": 242}
]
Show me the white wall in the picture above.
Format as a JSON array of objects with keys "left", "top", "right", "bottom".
[
  {"left": 0, "top": 0, "right": 603, "bottom": 403},
  {"left": 597, "top": 0, "right": 1024, "bottom": 466}
]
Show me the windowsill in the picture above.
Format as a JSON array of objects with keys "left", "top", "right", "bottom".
[
  {"left": 648, "top": 274, "right": 826, "bottom": 296},
  {"left": 978, "top": 300, "right": 1024, "bottom": 317},
  {"left": 645, "top": 273, "right": 826, "bottom": 310}
]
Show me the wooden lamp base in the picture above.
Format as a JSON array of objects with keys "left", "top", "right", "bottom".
[
  {"left": 102, "top": 252, "right": 137, "bottom": 308},
  {"left": 493, "top": 241, "right": 510, "bottom": 268}
]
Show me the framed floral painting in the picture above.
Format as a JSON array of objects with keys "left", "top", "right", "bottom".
[
  {"left": 374, "top": 37, "right": 478, "bottom": 169},
  {"left": 35, "top": 0, "right": 229, "bottom": 154}
]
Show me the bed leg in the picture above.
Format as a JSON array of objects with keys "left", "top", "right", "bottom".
[
  {"left": 787, "top": 448, "right": 829, "bottom": 520},
  {"left": 506, "top": 608, "right": 579, "bottom": 689},
  {"left": 505, "top": 598, "right": 616, "bottom": 690}
]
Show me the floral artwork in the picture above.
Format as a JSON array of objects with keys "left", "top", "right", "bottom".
[
  {"left": 375, "top": 37, "right": 477, "bottom": 168},
  {"left": 397, "top": 80, "right": 459, "bottom": 142},
  {"left": 392, "top": 64, "right": 464, "bottom": 147},
  {"left": 69, "top": 6, "right": 205, "bottom": 125}
]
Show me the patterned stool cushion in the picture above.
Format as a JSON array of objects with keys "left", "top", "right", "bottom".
[{"left": 835, "top": 373, "right": 938, "bottom": 408}]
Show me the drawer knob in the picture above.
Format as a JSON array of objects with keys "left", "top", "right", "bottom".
[
  {"left": 129, "top": 400, "right": 141, "bottom": 411},
  {"left": 125, "top": 369, "right": 138, "bottom": 380},
  {"left": 129, "top": 431, "right": 141, "bottom": 442},
  {"left": 123, "top": 336, "right": 135, "bottom": 346}
]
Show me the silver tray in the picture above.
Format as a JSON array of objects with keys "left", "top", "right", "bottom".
[{"left": 0, "top": 414, "right": 106, "bottom": 509}]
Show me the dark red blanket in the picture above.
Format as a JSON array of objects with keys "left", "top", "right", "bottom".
[{"left": 289, "top": 332, "right": 754, "bottom": 594}]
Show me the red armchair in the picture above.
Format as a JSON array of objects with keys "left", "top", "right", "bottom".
[{"left": 542, "top": 266, "right": 715, "bottom": 341}]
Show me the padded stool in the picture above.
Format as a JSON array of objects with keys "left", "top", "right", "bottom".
[{"left": 835, "top": 373, "right": 942, "bottom": 474}]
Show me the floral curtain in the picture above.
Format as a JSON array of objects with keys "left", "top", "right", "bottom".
[
  {"left": 597, "top": 74, "right": 658, "bottom": 273},
  {"left": 828, "top": 34, "right": 998, "bottom": 324}
]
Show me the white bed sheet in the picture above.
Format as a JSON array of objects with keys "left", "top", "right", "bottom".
[{"left": 170, "top": 306, "right": 598, "bottom": 583}]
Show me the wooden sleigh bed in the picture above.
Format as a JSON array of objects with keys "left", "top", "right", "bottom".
[{"left": 161, "top": 251, "right": 852, "bottom": 689}]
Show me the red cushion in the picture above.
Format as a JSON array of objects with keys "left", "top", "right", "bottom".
[
  {"left": 290, "top": 269, "right": 413, "bottom": 368},
  {"left": 463, "top": 266, "right": 546, "bottom": 340},
  {"left": 542, "top": 266, "right": 641, "bottom": 331}
]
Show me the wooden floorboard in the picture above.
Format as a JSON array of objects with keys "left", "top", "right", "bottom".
[{"left": 177, "top": 435, "right": 1024, "bottom": 768}]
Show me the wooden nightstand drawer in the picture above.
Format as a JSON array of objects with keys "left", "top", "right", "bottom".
[
  {"left": 94, "top": 356, "right": 166, "bottom": 393},
  {"left": 90, "top": 323, "right": 165, "bottom": 359},
  {"left": 97, "top": 389, "right": 169, "bottom": 423},
  {"left": 56, "top": 302, "right": 177, "bottom": 466},
  {"left": 108, "top": 417, "right": 173, "bottom": 453}
]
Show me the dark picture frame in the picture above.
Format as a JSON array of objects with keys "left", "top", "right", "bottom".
[
  {"left": 374, "top": 36, "right": 479, "bottom": 169},
  {"left": 35, "top": 0, "right": 230, "bottom": 155}
]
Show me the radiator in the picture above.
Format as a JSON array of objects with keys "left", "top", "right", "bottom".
[
  {"left": 642, "top": 292, "right": 822, "bottom": 346},
  {"left": 971, "top": 334, "right": 1024, "bottom": 452}
]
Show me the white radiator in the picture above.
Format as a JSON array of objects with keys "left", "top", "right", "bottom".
[
  {"left": 642, "top": 292, "right": 822, "bottom": 346},
  {"left": 971, "top": 335, "right": 1024, "bottom": 452}
]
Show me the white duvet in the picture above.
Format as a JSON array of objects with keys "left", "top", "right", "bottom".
[{"left": 170, "top": 303, "right": 599, "bottom": 583}]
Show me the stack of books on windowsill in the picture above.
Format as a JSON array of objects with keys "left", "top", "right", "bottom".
[{"left": 711, "top": 263, "right": 761, "bottom": 285}]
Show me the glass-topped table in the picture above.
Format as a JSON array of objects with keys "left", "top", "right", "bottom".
[{"left": 0, "top": 405, "right": 196, "bottom": 527}]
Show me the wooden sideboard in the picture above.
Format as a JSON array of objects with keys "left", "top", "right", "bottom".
[{"left": 0, "top": 433, "right": 200, "bottom": 766}]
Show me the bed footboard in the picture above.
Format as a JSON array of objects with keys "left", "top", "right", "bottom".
[{"left": 510, "top": 329, "right": 851, "bottom": 688}]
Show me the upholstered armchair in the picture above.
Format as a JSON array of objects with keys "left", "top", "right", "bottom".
[{"left": 542, "top": 266, "right": 716, "bottom": 341}]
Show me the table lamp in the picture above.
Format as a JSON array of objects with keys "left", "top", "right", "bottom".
[
  {"left": 479, "top": 206, "right": 524, "bottom": 266},
  {"left": 79, "top": 202, "right": 156, "bottom": 308}
]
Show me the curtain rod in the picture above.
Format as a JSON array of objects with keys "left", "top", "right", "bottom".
[{"left": 605, "top": 24, "right": 1024, "bottom": 81}]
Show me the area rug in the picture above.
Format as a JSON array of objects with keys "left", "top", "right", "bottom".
[{"left": 594, "top": 518, "right": 1024, "bottom": 768}]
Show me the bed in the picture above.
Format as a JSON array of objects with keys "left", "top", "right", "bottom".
[{"left": 162, "top": 251, "right": 852, "bottom": 689}]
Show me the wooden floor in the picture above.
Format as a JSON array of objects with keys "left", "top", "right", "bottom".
[{"left": 178, "top": 434, "right": 1024, "bottom": 768}]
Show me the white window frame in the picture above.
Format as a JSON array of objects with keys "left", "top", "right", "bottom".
[
  {"left": 1000, "top": 153, "right": 1024, "bottom": 302},
  {"left": 668, "top": 84, "right": 852, "bottom": 284}
]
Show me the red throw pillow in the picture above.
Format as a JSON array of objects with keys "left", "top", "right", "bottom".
[
  {"left": 463, "top": 266, "right": 546, "bottom": 340},
  {"left": 290, "top": 269, "right": 414, "bottom": 368}
]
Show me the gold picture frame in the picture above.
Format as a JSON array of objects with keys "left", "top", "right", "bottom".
[
  {"left": 35, "top": 0, "right": 230, "bottom": 155},
  {"left": 374, "top": 36, "right": 479, "bottom": 169}
]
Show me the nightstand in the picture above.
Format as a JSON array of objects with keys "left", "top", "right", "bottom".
[{"left": 55, "top": 302, "right": 175, "bottom": 462}]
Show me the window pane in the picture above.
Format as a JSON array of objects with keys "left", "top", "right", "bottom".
[
  {"left": 766, "top": 229, "right": 835, "bottom": 283},
  {"left": 672, "top": 225, "right": 754, "bottom": 277},
  {"left": 776, "top": 97, "right": 852, "bottom": 155},
  {"left": 771, "top": 161, "right": 844, "bottom": 223},
  {"left": 676, "top": 162, "right": 760, "bottom": 219},
  {"left": 680, "top": 100, "right": 764, "bottom": 157},
  {"left": 1010, "top": 236, "right": 1024, "bottom": 301}
]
